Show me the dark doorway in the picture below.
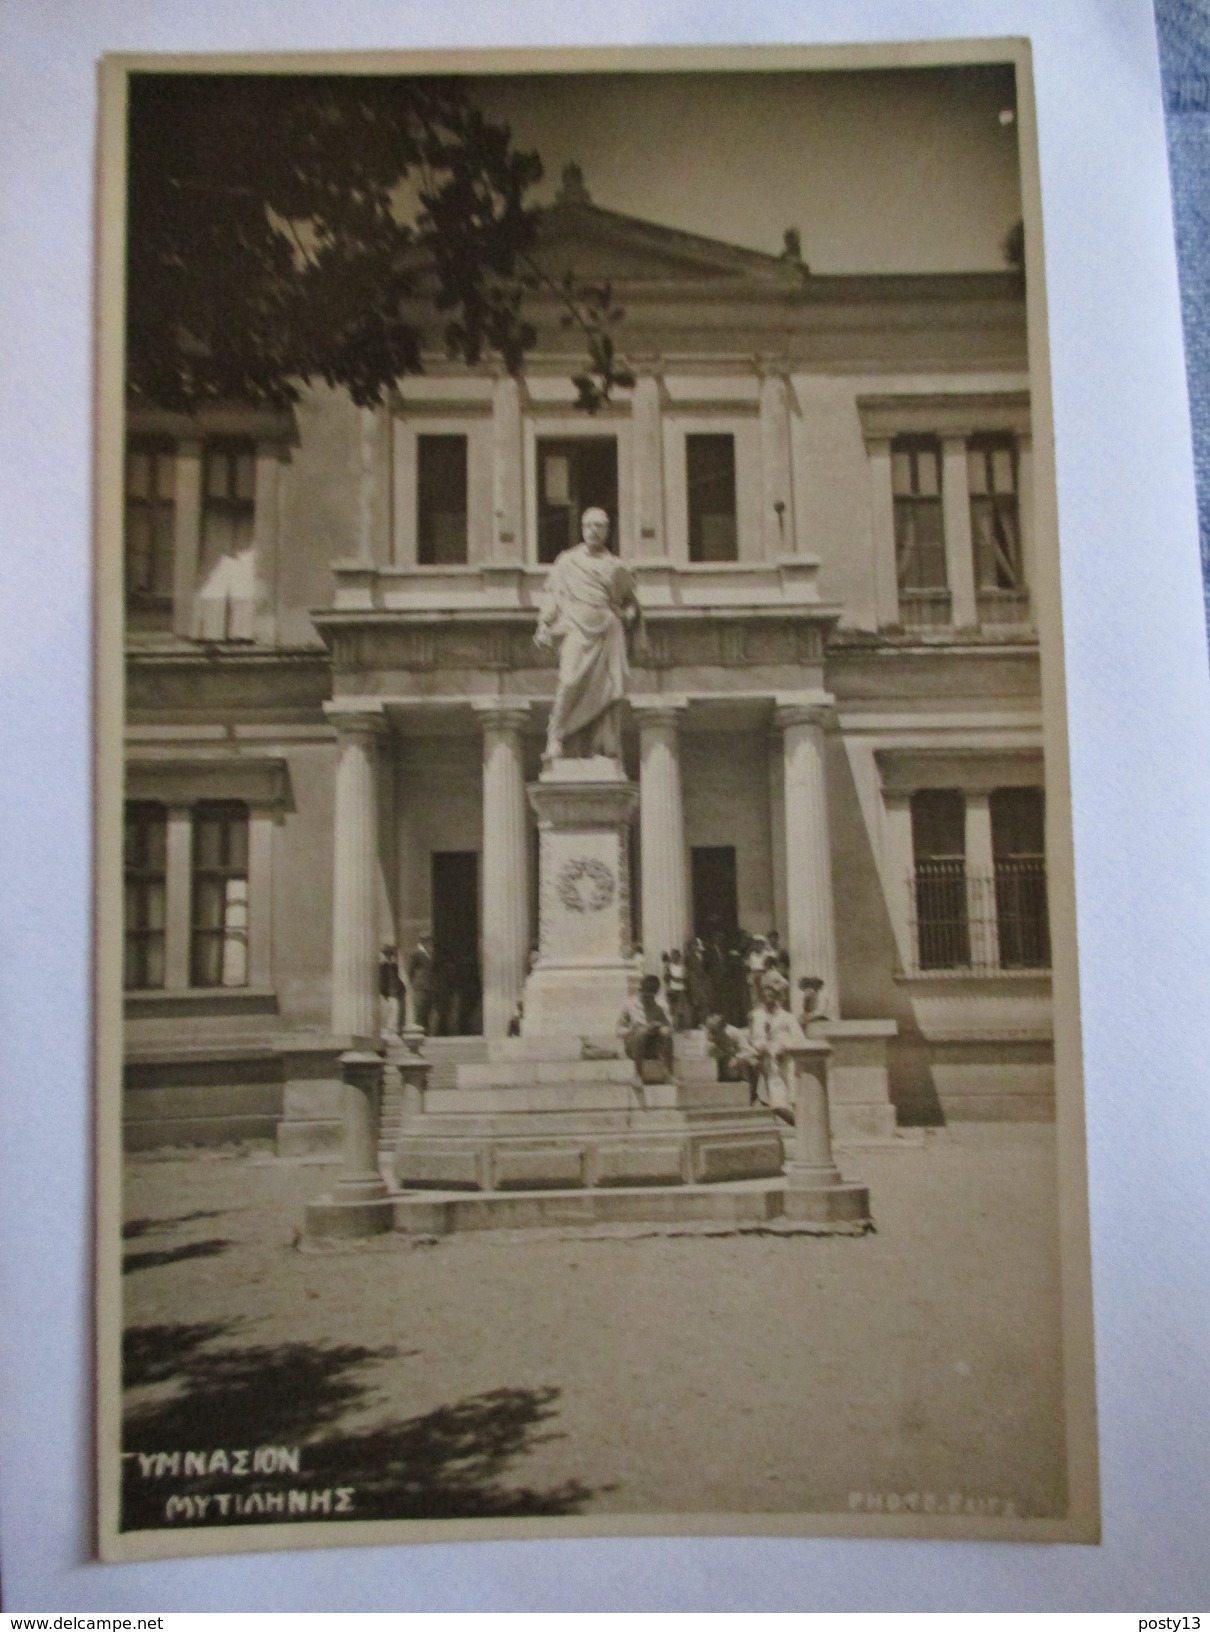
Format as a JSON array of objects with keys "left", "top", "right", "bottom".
[
  {"left": 537, "top": 437, "right": 618, "bottom": 563},
  {"left": 691, "top": 847, "right": 738, "bottom": 941},
  {"left": 431, "top": 851, "right": 482, "bottom": 1035}
]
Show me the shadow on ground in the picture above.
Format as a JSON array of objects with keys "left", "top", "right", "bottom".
[
  {"left": 123, "top": 1210, "right": 228, "bottom": 1241},
  {"left": 123, "top": 1238, "right": 233, "bottom": 1275},
  {"left": 122, "top": 1324, "right": 595, "bottom": 1529}
]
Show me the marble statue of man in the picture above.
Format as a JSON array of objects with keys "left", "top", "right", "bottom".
[{"left": 534, "top": 507, "right": 640, "bottom": 763}]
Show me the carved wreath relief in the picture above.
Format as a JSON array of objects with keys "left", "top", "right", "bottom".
[{"left": 556, "top": 856, "right": 616, "bottom": 914}]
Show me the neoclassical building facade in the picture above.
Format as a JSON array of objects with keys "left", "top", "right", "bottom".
[{"left": 123, "top": 175, "right": 1053, "bottom": 1149}]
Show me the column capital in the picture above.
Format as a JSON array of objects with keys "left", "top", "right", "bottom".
[
  {"left": 755, "top": 353, "right": 793, "bottom": 380},
  {"left": 775, "top": 694, "right": 837, "bottom": 732},
  {"left": 324, "top": 702, "right": 386, "bottom": 740},
  {"left": 630, "top": 695, "right": 688, "bottom": 731},
  {"left": 629, "top": 354, "right": 665, "bottom": 380},
  {"left": 472, "top": 697, "right": 531, "bottom": 733}
]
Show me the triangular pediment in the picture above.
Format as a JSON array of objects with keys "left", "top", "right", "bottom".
[{"left": 531, "top": 199, "right": 806, "bottom": 289}]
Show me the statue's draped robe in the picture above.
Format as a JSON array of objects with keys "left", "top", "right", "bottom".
[{"left": 540, "top": 545, "right": 637, "bottom": 750}]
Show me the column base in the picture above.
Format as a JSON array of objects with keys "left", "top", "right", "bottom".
[
  {"left": 783, "top": 1162, "right": 872, "bottom": 1227},
  {"left": 304, "top": 1174, "right": 394, "bottom": 1239}
]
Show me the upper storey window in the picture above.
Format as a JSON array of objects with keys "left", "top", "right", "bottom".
[
  {"left": 686, "top": 433, "right": 738, "bottom": 563},
  {"left": 124, "top": 439, "right": 176, "bottom": 619},
  {"left": 968, "top": 437, "right": 1022, "bottom": 592},
  {"left": 417, "top": 434, "right": 469, "bottom": 565},
  {"left": 537, "top": 436, "right": 618, "bottom": 564},
  {"left": 197, "top": 439, "right": 257, "bottom": 641},
  {"left": 892, "top": 437, "right": 947, "bottom": 592}
]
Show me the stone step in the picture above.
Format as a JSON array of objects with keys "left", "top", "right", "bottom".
[
  {"left": 390, "top": 1181, "right": 871, "bottom": 1236},
  {"left": 456, "top": 1057, "right": 636, "bottom": 1088},
  {"left": 487, "top": 1035, "right": 623, "bottom": 1064},
  {"left": 424, "top": 1079, "right": 750, "bottom": 1116},
  {"left": 673, "top": 1030, "right": 711, "bottom": 1061}
]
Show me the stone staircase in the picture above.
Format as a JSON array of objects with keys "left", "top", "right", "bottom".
[{"left": 390, "top": 1028, "right": 785, "bottom": 1193}]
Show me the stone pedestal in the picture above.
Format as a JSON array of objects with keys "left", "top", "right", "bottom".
[
  {"left": 379, "top": 1029, "right": 432, "bottom": 1157},
  {"left": 782, "top": 1038, "right": 872, "bottom": 1227},
  {"left": 305, "top": 1050, "right": 396, "bottom": 1238},
  {"left": 275, "top": 1038, "right": 344, "bottom": 1159},
  {"left": 817, "top": 1019, "right": 899, "bottom": 1141},
  {"left": 522, "top": 757, "right": 639, "bottom": 1036}
]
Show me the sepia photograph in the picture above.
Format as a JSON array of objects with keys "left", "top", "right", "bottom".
[{"left": 95, "top": 41, "right": 1098, "bottom": 1559}]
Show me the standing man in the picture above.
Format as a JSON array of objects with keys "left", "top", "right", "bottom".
[
  {"left": 534, "top": 507, "right": 641, "bottom": 764},
  {"left": 378, "top": 943, "right": 405, "bottom": 1041},
  {"left": 408, "top": 931, "right": 436, "bottom": 1036}
]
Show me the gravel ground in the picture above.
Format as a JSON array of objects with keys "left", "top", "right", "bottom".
[{"left": 120, "top": 1124, "right": 1066, "bottom": 1531}]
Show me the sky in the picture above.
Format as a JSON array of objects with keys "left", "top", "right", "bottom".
[{"left": 465, "top": 65, "right": 1023, "bottom": 275}]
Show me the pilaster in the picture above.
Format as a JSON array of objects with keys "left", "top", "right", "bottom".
[
  {"left": 865, "top": 436, "right": 901, "bottom": 629},
  {"left": 759, "top": 365, "right": 795, "bottom": 559},
  {"left": 171, "top": 439, "right": 202, "bottom": 640},
  {"left": 965, "top": 790, "right": 997, "bottom": 970},
  {"left": 942, "top": 435, "right": 978, "bottom": 629},
  {"left": 163, "top": 803, "right": 193, "bottom": 990},
  {"left": 491, "top": 372, "right": 525, "bottom": 563},
  {"left": 247, "top": 809, "right": 275, "bottom": 990},
  {"left": 631, "top": 366, "right": 666, "bottom": 556}
]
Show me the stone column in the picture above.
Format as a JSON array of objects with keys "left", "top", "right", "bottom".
[
  {"left": 475, "top": 699, "right": 531, "bottom": 1036},
  {"left": 865, "top": 436, "right": 901, "bottom": 629},
  {"left": 882, "top": 791, "right": 916, "bottom": 973},
  {"left": 491, "top": 372, "right": 525, "bottom": 562},
  {"left": 247, "top": 809, "right": 275, "bottom": 989},
  {"left": 759, "top": 367, "right": 795, "bottom": 558},
  {"left": 632, "top": 367, "right": 665, "bottom": 556},
  {"left": 634, "top": 699, "right": 690, "bottom": 970},
  {"left": 941, "top": 436, "right": 978, "bottom": 629},
  {"left": 777, "top": 699, "right": 840, "bottom": 1018},
  {"left": 330, "top": 709, "right": 384, "bottom": 1046}
]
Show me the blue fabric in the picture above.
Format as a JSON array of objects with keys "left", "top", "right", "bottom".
[{"left": 1156, "top": 0, "right": 1210, "bottom": 633}]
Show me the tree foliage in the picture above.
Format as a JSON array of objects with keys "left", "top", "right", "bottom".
[{"left": 127, "top": 75, "right": 626, "bottom": 413}]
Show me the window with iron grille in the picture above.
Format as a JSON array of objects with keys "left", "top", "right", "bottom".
[
  {"left": 191, "top": 802, "right": 250, "bottom": 988},
  {"left": 911, "top": 788, "right": 969, "bottom": 969},
  {"left": 417, "top": 434, "right": 468, "bottom": 564},
  {"left": 536, "top": 437, "right": 618, "bottom": 563},
  {"left": 686, "top": 433, "right": 738, "bottom": 562},
  {"left": 991, "top": 786, "right": 1050, "bottom": 968},
  {"left": 124, "top": 802, "right": 167, "bottom": 990},
  {"left": 892, "top": 437, "right": 947, "bottom": 591},
  {"left": 968, "top": 437, "right": 1022, "bottom": 590},
  {"left": 124, "top": 439, "right": 176, "bottom": 612}
]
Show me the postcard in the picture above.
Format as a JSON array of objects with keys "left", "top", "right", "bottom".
[{"left": 95, "top": 39, "right": 1099, "bottom": 1559}]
